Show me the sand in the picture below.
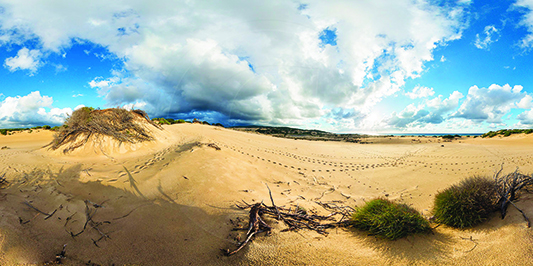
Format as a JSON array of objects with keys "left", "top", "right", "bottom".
[{"left": 0, "top": 125, "right": 532, "bottom": 265}]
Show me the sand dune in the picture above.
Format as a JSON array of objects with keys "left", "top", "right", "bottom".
[{"left": 0, "top": 124, "right": 532, "bottom": 265}]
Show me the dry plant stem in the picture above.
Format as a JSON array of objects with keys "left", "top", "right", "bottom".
[
  {"left": 493, "top": 166, "right": 533, "bottom": 227},
  {"left": 225, "top": 186, "right": 353, "bottom": 256},
  {"left": 23, "top": 201, "right": 57, "bottom": 219},
  {"left": 225, "top": 203, "right": 272, "bottom": 256},
  {"left": 68, "top": 200, "right": 112, "bottom": 246}
]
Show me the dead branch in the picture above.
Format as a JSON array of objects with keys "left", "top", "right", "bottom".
[
  {"left": 493, "top": 167, "right": 533, "bottom": 227},
  {"left": 225, "top": 186, "right": 353, "bottom": 256},
  {"left": 224, "top": 203, "right": 272, "bottom": 256}
]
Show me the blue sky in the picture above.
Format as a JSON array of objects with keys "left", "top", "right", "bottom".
[{"left": 2, "top": 0, "right": 533, "bottom": 133}]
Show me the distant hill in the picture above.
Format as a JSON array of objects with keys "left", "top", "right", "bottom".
[{"left": 230, "top": 125, "right": 364, "bottom": 143}]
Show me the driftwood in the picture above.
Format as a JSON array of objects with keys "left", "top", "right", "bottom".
[
  {"left": 494, "top": 167, "right": 533, "bottom": 227},
  {"left": 224, "top": 185, "right": 352, "bottom": 256}
]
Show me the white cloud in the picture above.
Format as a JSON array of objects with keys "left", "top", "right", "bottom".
[
  {"left": 406, "top": 86, "right": 435, "bottom": 99},
  {"left": 518, "top": 94, "right": 533, "bottom": 109},
  {"left": 514, "top": 0, "right": 533, "bottom": 48},
  {"left": 452, "top": 84, "right": 526, "bottom": 123},
  {"left": 0, "top": 0, "right": 468, "bottom": 126},
  {"left": 440, "top": 55, "right": 446, "bottom": 62},
  {"left": 54, "top": 64, "right": 67, "bottom": 73},
  {"left": 474, "top": 25, "right": 499, "bottom": 50},
  {"left": 0, "top": 91, "right": 71, "bottom": 127},
  {"left": 4, "top": 47, "right": 42, "bottom": 74},
  {"left": 517, "top": 109, "right": 533, "bottom": 124},
  {"left": 385, "top": 91, "right": 463, "bottom": 128}
]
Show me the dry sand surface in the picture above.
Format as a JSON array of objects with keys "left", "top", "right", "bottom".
[{"left": 0, "top": 124, "right": 532, "bottom": 265}]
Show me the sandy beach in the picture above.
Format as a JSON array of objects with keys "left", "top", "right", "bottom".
[{"left": 0, "top": 124, "right": 532, "bottom": 265}]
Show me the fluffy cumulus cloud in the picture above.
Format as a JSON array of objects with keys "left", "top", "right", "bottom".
[
  {"left": 0, "top": 0, "right": 468, "bottom": 127},
  {"left": 385, "top": 84, "right": 533, "bottom": 131},
  {"left": 452, "top": 84, "right": 526, "bottom": 123},
  {"left": 386, "top": 90, "right": 464, "bottom": 128},
  {"left": 517, "top": 109, "right": 533, "bottom": 124},
  {"left": 4, "top": 47, "right": 42, "bottom": 74},
  {"left": 0, "top": 91, "right": 72, "bottom": 127},
  {"left": 474, "top": 25, "right": 499, "bottom": 50}
]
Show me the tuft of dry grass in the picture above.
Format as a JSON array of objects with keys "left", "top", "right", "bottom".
[
  {"left": 433, "top": 176, "right": 499, "bottom": 228},
  {"left": 46, "top": 107, "right": 161, "bottom": 153}
]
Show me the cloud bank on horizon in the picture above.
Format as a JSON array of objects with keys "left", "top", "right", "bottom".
[{"left": 2, "top": 0, "right": 533, "bottom": 133}]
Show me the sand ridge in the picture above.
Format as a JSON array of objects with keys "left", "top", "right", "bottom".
[{"left": 0, "top": 124, "right": 532, "bottom": 265}]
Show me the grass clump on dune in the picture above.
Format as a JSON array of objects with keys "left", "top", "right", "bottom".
[
  {"left": 433, "top": 176, "right": 498, "bottom": 228},
  {"left": 46, "top": 107, "right": 161, "bottom": 153},
  {"left": 351, "top": 198, "right": 430, "bottom": 240}
]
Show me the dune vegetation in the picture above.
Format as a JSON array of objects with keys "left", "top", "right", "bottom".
[
  {"left": 46, "top": 107, "right": 161, "bottom": 153},
  {"left": 351, "top": 198, "right": 430, "bottom": 240}
]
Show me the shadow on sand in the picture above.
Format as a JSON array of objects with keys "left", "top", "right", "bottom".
[{"left": 0, "top": 165, "right": 244, "bottom": 265}]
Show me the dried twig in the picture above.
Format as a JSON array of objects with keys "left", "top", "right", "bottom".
[
  {"left": 493, "top": 167, "right": 533, "bottom": 227},
  {"left": 225, "top": 185, "right": 353, "bottom": 256},
  {"left": 23, "top": 201, "right": 57, "bottom": 220}
]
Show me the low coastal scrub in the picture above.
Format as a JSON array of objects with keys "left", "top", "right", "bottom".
[
  {"left": 0, "top": 125, "right": 53, "bottom": 135},
  {"left": 433, "top": 176, "right": 498, "bottom": 228},
  {"left": 482, "top": 129, "right": 533, "bottom": 138},
  {"left": 351, "top": 198, "right": 430, "bottom": 240},
  {"left": 150, "top": 117, "right": 224, "bottom": 127}
]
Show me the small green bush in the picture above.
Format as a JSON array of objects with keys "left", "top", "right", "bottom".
[
  {"left": 153, "top": 118, "right": 171, "bottom": 125},
  {"left": 351, "top": 198, "right": 430, "bottom": 240},
  {"left": 176, "top": 119, "right": 186, "bottom": 124},
  {"left": 433, "top": 176, "right": 498, "bottom": 228},
  {"left": 43, "top": 125, "right": 51, "bottom": 130}
]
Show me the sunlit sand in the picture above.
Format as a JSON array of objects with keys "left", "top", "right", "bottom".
[{"left": 0, "top": 123, "right": 532, "bottom": 265}]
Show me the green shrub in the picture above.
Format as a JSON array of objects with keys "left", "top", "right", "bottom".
[
  {"left": 433, "top": 176, "right": 498, "bottom": 228},
  {"left": 176, "top": 119, "right": 186, "bottom": 124},
  {"left": 351, "top": 198, "right": 430, "bottom": 240},
  {"left": 152, "top": 118, "right": 171, "bottom": 125},
  {"left": 42, "top": 125, "right": 51, "bottom": 130},
  {"left": 0, "top": 129, "right": 6, "bottom": 135}
]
